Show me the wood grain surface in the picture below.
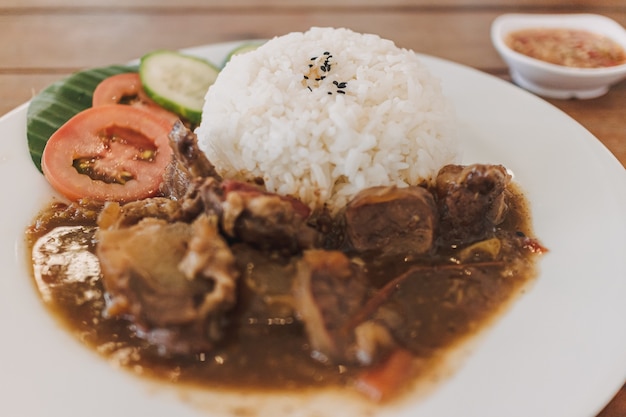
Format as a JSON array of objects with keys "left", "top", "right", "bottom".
[{"left": 1, "top": 1, "right": 624, "bottom": 415}]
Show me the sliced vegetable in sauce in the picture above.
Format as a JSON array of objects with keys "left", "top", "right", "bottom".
[
  {"left": 355, "top": 349, "right": 416, "bottom": 402},
  {"left": 27, "top": 65, "right": 137, "bottom": 173},
  {"left": 41, "top": 105, "right": 173, "bottom": 202}
]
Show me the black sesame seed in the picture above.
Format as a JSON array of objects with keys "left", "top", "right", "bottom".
[
  {"left": 337, "top": 90, "right": 346, "bottom": 94},
  {"left": 323, "top": 51, "right": 330, "bottom": 55},
  {"left": 307, "top": 86, "right": 313, "bottom": 92},
  {"left": 303, "top": 75, "right": 309, "bottom": 79},
  {"left": 328, "top": 92, "right": 332, "bottom": 95},
  {"left": 311, "top": 56, "right": 317, "bottom": 60}
]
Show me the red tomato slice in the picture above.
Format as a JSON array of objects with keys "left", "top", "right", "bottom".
[
  {"left": 92, "top": 73, "right": 180, "bottom": 125},
  {"left": 42, "top": 104, "right": 174, "bottom": 202}
]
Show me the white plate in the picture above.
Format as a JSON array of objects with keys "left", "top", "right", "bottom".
[{"left": 1, "top": 42, "right": 625, "bottom": 417}]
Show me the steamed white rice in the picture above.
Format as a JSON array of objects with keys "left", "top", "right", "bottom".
[{"left": 195, "top": 27, "right": 459, "bottom": 211}]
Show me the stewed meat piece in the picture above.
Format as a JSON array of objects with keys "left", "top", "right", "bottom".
[
  {"left": 292, "top": 250, "right": 369, "bottom": 364},
  {"left": 435, "top": 164, "right": 511, "bottom": 245},
  {"left": 221, "top": 180, "right": 321, "bottom": 252},
  {"left": 96, "top": 197, "right": 183, "bottom": 229},
  {"left": 177, "top": 176, "right": 225, "bottom": 220},
  {"left": 95, "top": 211, "right": 239, "bottom": 355},
  {"left": 180, "top": 178, "right": 321, "bottom": 252},
  {"left": 160, "top": 121, "right": 222, "bottom": 199},
  {"left": 231, "top": 243, "right": 299, "bottom": 329},
  {"left": 344, "top": 185, "right": 438, "bottom": 256}
]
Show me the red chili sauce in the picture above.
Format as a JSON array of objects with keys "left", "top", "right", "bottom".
[{"left": 505, "top": 28, "right": 626, "bottom": 68}]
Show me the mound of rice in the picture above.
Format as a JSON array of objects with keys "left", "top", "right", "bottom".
[{"left": 195, "top": 27, "right": 459, "bottom": 212}]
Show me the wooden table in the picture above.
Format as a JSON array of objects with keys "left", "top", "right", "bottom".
[{"left": 1, "top": 0, "right": 624, "bottom": 415}]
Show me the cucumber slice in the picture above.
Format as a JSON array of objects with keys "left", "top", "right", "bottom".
[
  {"left": 139, "top": 50, "right": 219, "bottom": 125},
  {"left": 221, "top": 42, "right": 263, "bottom": 67}
]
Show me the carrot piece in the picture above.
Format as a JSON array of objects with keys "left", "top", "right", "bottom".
[{"left": 354, "top": 349, "right": 416, "bottom": 402}]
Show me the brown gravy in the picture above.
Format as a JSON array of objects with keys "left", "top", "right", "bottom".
[{"left": 26, "top": 185, "right": 543, "bottom": 401}]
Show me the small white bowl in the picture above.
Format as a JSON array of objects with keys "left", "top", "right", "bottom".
[{"left": 491, "top": 13, "right": 626, "bottom": 99}]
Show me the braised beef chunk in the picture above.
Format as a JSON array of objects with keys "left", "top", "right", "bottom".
[
  {"left": 97, "top": 198, "right": 183, "bottom": 229},
  {"left": 177, "top": 176, "right": 225, "bottom": 221},
  {"left": 231, "top": 243, "right": 298, "bottom": 327},
  {"left": 161, "top": 121, "right": 222, "bottom": 199},
  {"left": 223, "top": 183, "right": 321, "bottom": 252},
  {"left": 435, "top": 164, "right": 511, "bottom": 245},
  {"left": 344, "top": 186, "right": 438, "bottom": 256},
  {"left": 96, "top": 212, "right": 239, "bottom": 355},
  {"left": 292, "top": 250, "right": 369, "bottom": 364},
  {"left": 181, "top": 178, "right": 321, "bottom": 252}
]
